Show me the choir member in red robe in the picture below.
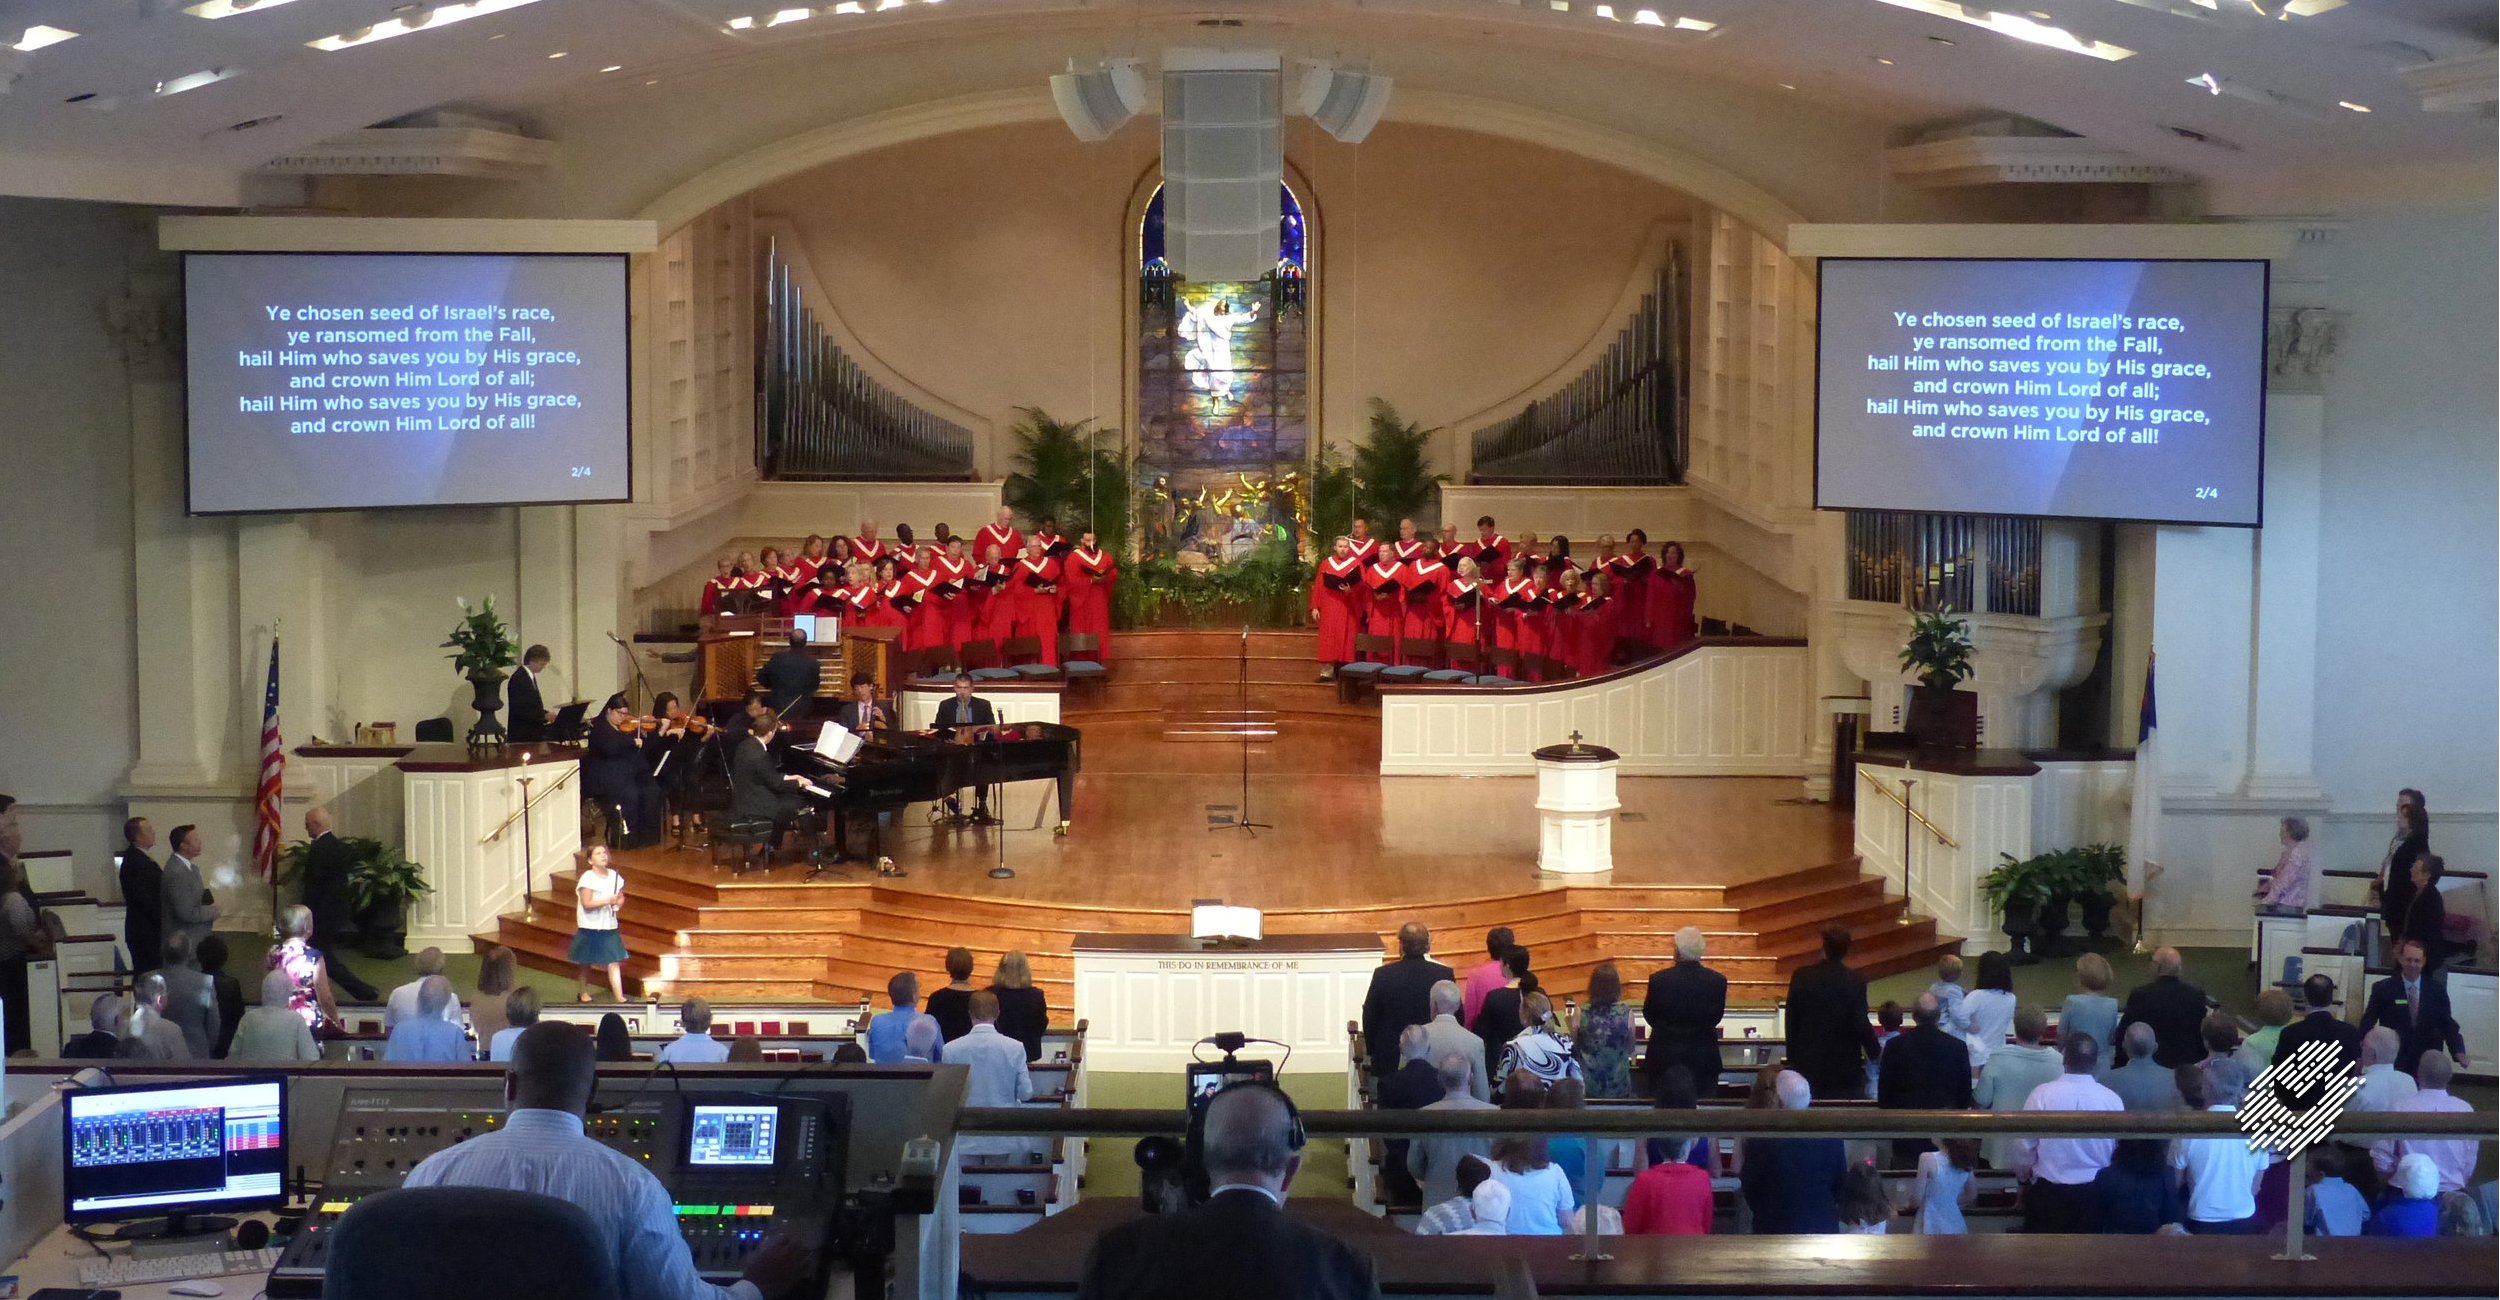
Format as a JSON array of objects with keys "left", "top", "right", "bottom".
[
  {"left": 927, "top": 539, "right": 978, "bottom": 653},
  {"left": 975, "top": 507, "right": 1023, "bottom": 571},
  {"left": 754, "top": 546, "right": 791, "bottom": 610},
  {"left": 1541, "top": 536, "right": 1579, "bottom": 585},
  {"left": 1310, "top": 537, "right": 1362, "bottom": 677},
  {"left": 1398, "top": 553, "right": 1450, "bottom": 658},
  {"left": 1437, "top": 524, "right": 1467, "bottom": 565},
  {"left": 802, "top": 563, "right": 856, "bottom": 621},
  {"left": 851, "top": 521, "right": 888, "bottom": 569},
  {"left": 1388, "top": 517, "right": 1431, "bottom": 565},
  {"left": 1008, "top": 539, "right": 1064, "bottom": 665},
  {"left": 1550, "top": 569, "right": 1594, "bottom": 677},
  {"left": 889, "top": 524, "right": 920, "bottom": 574},
  {"left": 860, "top": 559, "right": 912, "bottom": 638},
  {"left": 1347, "top": 518, "right": 1381, "bottom": 565},
  {"left": 1609, "top": 529, "right": 1659, "bottom": 654},
  {"left": 1359, "top": 554, "right": 1406, "bottom": 662},
  {"left": 700, "top": 556, "right": 737, "bottom": 617},
  {"left": 1473, "top": 517, "right": 1513, "bottom": 575},
  {"left": 845, "top": 567, "right": 888, "bottom": 635},
  {"left": 1654, "top": 540, "right": 1698, "bottom": 649},
  {"left": 1578, "top": 570, "right": 1622, "bottom": 675},
  {"left": 1494, "top": 557, "right": 1547, "bottom": 677},
  {"left": 1032, "top": 517, "right": 1072, "bottom": 559},
  {"left": 902, "top": 566, "right": 946, "bottom": 652},
  {"left": 1063, "top": 532, "right": 1116, "bottom": 653},
  {"left": 974, "top": 544, "right": 1017, "bottom": 645},
  {"left": 1445, "top": 558, "right": 1491, "bottom": 652}
]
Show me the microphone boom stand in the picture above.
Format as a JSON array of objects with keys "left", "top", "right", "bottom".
[{"left": 1212, "top": 625, "right": 1273, "bottom": 836}]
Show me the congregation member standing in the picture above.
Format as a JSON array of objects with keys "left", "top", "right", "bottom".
[
  {"left": 2359, "top": 938, "right": 2468, "bottom": 1073},
  {"left": 1641, "top": 927, "right": 1726, "bottom": 1098},
  {"left": 1572, "top": 964, "right": 1637, "bottom": 1099},
  {"left": 2117, "top": 947, "right": 2208, "bottom": 1067},
  {"left": 1877, "top": 993, "right": 1973, "bottom": 1168},
  {"left": 2016, "top": 1033, "right": 2122, "bottom": 1232},
  {"left": 1784, "top": 927, "right": 1879, "bottom": 1101},
  {"left": 1973, "top": 1007, "right": 2062, "bottom": 1171},
  {"left": 941, "top": 992, "right": 1036, "bottom": 1167},
  {"left": 1407, "top": 1053, "right": 1499, "bottom": 1208},
  {"left": 989, "top": 951, "right": 1050, "bottom": 1062},
  {"left": 1739, "top": 1071, "right": 1848, "bottom": 1233},
  {"left": 2060, "top": 954, "right": 2121, "bottom": 1075},
  {"left": 1361, "top": 922, "right": 1452, "bottom": 1083},
  {"left": 300, "top": 807, "right": 380, "bottom": 999},
  {"left": 118, "top": 816, "right": 163, "bottom": 973},
  {"left": 2276, "top": 973, "right": 2364, "bottom": 1071},
  {"left": 161, "top": 823, "right": 221, "bottom": 960},
  {"left": 925, "top": 947, "right": 978, "bottom": 1041}
]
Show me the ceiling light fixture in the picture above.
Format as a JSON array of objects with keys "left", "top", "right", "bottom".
[
  {"left": 1673, "top": 16, "right": 1716, "bottom": 30},
  {"left": 546, "top": 50, "right": 566, "bottom": 58},
  {"left": 2336, "top": 99, "right": 2369, "bottom": 112},
  {"left": 1871, "top": 0, "right": 2134, "bottom": 61},
  {"left": 155, "top": 66, "right": 241, "bottom": 96},
  {"left": 10, "top": 24, "right": 79, "bottom": 52},
  {"left": 307, "top": 0, "right": 540, "bottom": 52},
  {"left": 184, "top": 0, "right": 306, "bottom": 18},
  {"left": 1633, "top": 9, "right": 1666, "bottom": 25},
  {"left": 600, "top": 64, "right": 622, "bottom": 72},
  {"left": 1872, "top": 56, "right": 1895, "bottom": 64}
]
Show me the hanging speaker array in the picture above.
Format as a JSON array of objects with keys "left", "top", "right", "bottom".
[{"left": 1049, "top": 58, "right": 1146, "bottom": 142}]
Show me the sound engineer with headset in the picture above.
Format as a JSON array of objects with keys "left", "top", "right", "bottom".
[{"left": 404, "top": 1021, "right": 815, "bottom": 1299}]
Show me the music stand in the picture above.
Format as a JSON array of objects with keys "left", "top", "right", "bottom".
[{"left": 1210, "top": 626, "right": 1272, "bottom": 836}]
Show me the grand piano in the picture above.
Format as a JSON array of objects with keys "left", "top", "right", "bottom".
[{"left": 782, "top": 720, "right": 1082, "bottom": 840}]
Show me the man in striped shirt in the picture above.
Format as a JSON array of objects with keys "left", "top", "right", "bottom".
[{"left": 405, "top": 1023, "right": 811, "bottom": 1300}]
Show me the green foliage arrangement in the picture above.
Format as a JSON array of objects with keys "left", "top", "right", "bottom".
[
  {"left": 1349, "top": 399, "right": 1447, "bottom": 534},
  {"left": 1898, "top": 604, "right": 1976, "bottom": 689},
  {"left": 1980, "top": 843, "right": 2125, "bottom": 915},
  {"left": 273, "top": 836, "right": 434, "bottom": 912},
  {"left": 1002, "top": 407, "right": 1130, "bottom": 557},
  {"left": 443, "top": 597, "right": 517, "bottom": 678},
  {"left": 1111, "top": 535, "right": 1308, "bottom": 628},
  {"left": 1307, "top": 446, "right": 1356, "bottom": 550}
]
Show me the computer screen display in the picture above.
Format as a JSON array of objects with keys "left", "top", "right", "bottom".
[
  {"left": 1185, "top": 1061, "right": 1273, "bottom": 1111},
  {"left": 64, "top": 1078, "right": 287, "bottom": 1222},
  {"left": 686, "top": 1104, "right": 780, "bottom": 1168}
]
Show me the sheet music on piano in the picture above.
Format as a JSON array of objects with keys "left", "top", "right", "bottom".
[{"left": 815, "top": 721, "right": 864, "bottom": 765}]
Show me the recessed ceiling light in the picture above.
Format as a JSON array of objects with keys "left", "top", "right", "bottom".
[
  {"left": 600, "top": 64, "right": 622, "bottom": 72},
  {"left": 185, "top": 0, "right": 307, "bottom": 18},
  {"left": 1872, "top": 56, "right": 1895, "bottom": 65},
  {"left": 1673, "top": 16, "right": 1716, "bottom": 31},
  {"left": 644, "top": 78, "right": 659, "bottom": 86},
  {"left": 2336, "top": 99, "right": 2370, "bottom": 112},
  {"left": 1874, "top": 0, "right": 2134, "bottom": 60},
  {"left": 307, "top": 0, "right": 540, "bottom": 52},
  {"left": 156, "top": 67, "right": 242, "bottom": 96},
  {"left": 10, "top": 25, "right": 79, "bottom": 52},
  {"left": 1778, "top": 82, "right": 1797, "bottom": 90},
  {"left": 1633, "top": 9, "right": 1667, "bottom": 25},
  {"left": 488, "top": 32, "right": 507, "bottom": 39}
]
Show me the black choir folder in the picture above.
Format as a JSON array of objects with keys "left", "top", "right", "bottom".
[{"left": 1190, "top": 900, "right": 1264, "bottom": 947}]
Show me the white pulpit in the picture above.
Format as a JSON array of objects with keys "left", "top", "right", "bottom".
[
  {"left": 396, "top": 743, "right": 583, "bottom": 950},
  {"left": 1534, "top": 737, "right": 1620, "bottom": 876},
  {"left": 1071, "top": 933, "right": 1386, "bottom": 1073}
]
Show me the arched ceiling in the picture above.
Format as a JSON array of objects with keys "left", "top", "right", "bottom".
[{"left": 0, "top": 0, "right": 2489, "bottom": 211}]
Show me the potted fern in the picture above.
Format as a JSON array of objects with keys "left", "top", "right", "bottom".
[
  {"left": 1898, "top": 604, "right": 1977, "bottom": 748},
  {"left": 444, "top": 596, "right": 519, "bottom": 747},
  {"left": 274, "top": 835, "right": 433, "bottom": 957}
]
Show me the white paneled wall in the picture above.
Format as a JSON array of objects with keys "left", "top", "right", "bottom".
[
  {"left": 1072, "top": 944, "right": 1383, "bottom": 1073},
  {"left": 1854, "top": 764, "right": 2032, "bottom": 948},
  {"left": 292, "top": 750, "right": 408, "bottom": 845},
  {"left": 1378, "top": 644, "right": 1809, "bottom": 776},
  {"left": 402, "top": 759, "right": 582, "bottom": 951}
]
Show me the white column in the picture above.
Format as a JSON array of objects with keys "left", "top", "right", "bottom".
[{"left": 2242, "top": 394, "right": 2326, "bottom": 801}]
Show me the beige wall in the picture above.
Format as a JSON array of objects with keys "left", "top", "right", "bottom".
[{"left": 752, "top": 120, "right": 1691, "bottom": 459}]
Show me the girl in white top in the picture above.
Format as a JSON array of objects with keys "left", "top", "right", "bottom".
[
  {"left": 1914, "top": 1138, "right": 1980, "bottom": 1234},
  {"left": 568, "top": 845, "right": 628, "bottom": 1002},
  {"left": 1953, "top": 950, "right": 2020, "bottom": 1070}
]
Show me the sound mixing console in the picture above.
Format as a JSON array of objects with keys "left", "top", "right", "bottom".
[{"left": 269, "top": 1083, "right": 847, "bottom": 1297}]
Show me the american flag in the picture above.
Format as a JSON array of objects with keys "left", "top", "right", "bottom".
[{"left": 253, "top": 636, "right": 284, "bottom": 882}]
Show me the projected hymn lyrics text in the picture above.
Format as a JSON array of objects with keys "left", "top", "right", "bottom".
[
  {"left": 231, "top": 302, "right": 586, "bottom": 437},
  {"left": 1860, "top": 309, "right": 2218, "bottom": 450}
]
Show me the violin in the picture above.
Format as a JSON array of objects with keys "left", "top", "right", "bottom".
[{"left": 635, "top": 714, "right": 712, "bottom": 736}]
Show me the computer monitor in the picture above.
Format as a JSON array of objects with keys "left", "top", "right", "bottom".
[
  {"left": 1184, "top": 1059, "right": 1272, "bottom": 1111},
  {"left": 685, "top": 1102, "right": 781, "bottom": 1169},
  {"left": 64, "top": 1076, "right": 288, "bottom": 1240}
]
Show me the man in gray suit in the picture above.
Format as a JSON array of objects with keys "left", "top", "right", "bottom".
[
  {"left": 1406, "top": 1053, "right": 1499, "bottom": 1209},
  {"left": 157, "top": 931, "right": 222, "bottom": 1059},
  {"left": 159, "top": 824, "right": 221, "bottom": 959},
  {"left": 2099, "top": 1022, "right": 2183, "bottom": 1112},
  {"left": 1417, "top": 980, "right": 1492, "bottom": 1103}
]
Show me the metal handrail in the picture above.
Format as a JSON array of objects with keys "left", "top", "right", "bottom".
[
  {"left": 956, "top": 1106, "right": 2497, "bottom": 1140},
  {"left": 1858, "top": 767, "right": 1959, "bottom": 848}
]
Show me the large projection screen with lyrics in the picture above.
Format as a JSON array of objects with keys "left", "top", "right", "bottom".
[
  {"left": 1814, "top": 257, "right": 2266, "bottom": 526},
  {"left": 185, "top": 251, "right": 630, "bottom": 514}
]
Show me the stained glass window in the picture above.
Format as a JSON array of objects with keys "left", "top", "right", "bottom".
[{"left": 1135, "top": 183, "right": 1309, "bottom": 563}]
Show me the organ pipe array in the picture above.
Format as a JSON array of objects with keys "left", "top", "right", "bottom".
[
  {"left": 759, "top": 242, "right": 976, "bottom": 481},
  {"left": 1468, "top": 251, "right": 1688, "bottom": 485}
]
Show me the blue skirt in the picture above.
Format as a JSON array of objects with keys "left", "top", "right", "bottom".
[{"left": 568, "top": 927, "right": 627, "bottom": 965}]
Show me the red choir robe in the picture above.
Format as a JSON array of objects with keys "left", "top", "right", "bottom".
[
  {"left": 1358, "top": 559, "right": 1407, "bottom": 661},
  {"left": 1567, "top": 592, "right": 1619, "bottom": 677},
  {"left": 975, "top": 522, "right": 1024, "bottom": 567},
  {"left": 1063, "top": 547, "right": 1117, "bottom": 651},
  {"left": 851, "top": 535, "right": 889, "bottom": 569},
  {"left": 1311, "top": 556, "right": 1363, "bottom": 664},
  {"left": 900, "top": 571, "right": 947, "bottom": 651},
  {"left": 975, "top": 560, "right": 1019, "bottom": 644},
  {"left": 1607, "top": 552, "right": 1659, "bottom": 651},
  {"left": 924, "top": 555, "right": 977, "bottom": 650},
  {"left": 1347, "top": 535, "right": 1383, "bottom": 566},
  {"left": 1397, "top": 558, "right": 1450, "bottom": 653},
  {"left": 1444, "top": 577, "right": 1491, "bottom": 649},
  {"left": 1473, "top": 534, "right": 1514, "bottom": 574},
  {"left": 804, "top": 578, "right": 853, "bottom": 622},
  {"left": 1496, "top": 579, "right": 1551, "bottom": 675},
  {"left": 700, "top": 574, "right": 731, "bottom": 616},
  {"left": 1387, "top": 538, "right": 1432, "bottom": 565},
  {"left": 1438, "top": 541, "right": 1473, "bottom": 567},
  {"left": 1654, "top": 565, "right": 1697, "bottom": 649},
  {"left": 1008, "top": 556, "right": 1064, "bottom": 664}
]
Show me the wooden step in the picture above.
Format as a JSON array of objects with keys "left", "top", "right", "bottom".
[{"left": 1113, "top": 656, "right": 1328, "bottom": 686}]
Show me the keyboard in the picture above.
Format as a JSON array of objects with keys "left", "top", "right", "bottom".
[{"left": 79, "top": 1246, "right": 283, "bottom": 1289}]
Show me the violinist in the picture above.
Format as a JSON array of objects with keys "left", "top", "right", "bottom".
[
  {"left": 584, "top": 695, "right": 666, "bottom": 849},
  {"left": 641, "top": 692, "right": 709, "bottom": 843}
]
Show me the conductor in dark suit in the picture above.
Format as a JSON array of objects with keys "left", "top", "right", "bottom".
[
  {"left": 1876, "top": 992, "right": 1975, "bottom": 1167},
  {"left": 1077, "top": 1084, "right": 1378, "bottom": 1300},
  {"left": 507, "top": 644, "right": 554, "bottom": 742},
  {"left": 2275, "top": 973, "right": 2364, "bottom": 1073},
  {"left": 2358, "top": 939, "right": 2469, "bottom": 1074},
  {"left": 297, "top": 808, "right": 378, "bottom": 1000},
  {"left": 117, "top": 816, "right": 163, "bottom": 973},
  {"left": 1642, "top": 925, "right": 1728, "bottom": 1097},
  {"left": 2115, "top": 946, "right": 2209, "bottom": 1068},
  {"left": 1361, "top": 922, "right": 1454, "bottom": 1081},
  {"left": 756, "top": 630, "right": 822, "bottom": 715},
  {"left": 1783, "top": 927, "right": 1879, "bottom": 1100}
]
